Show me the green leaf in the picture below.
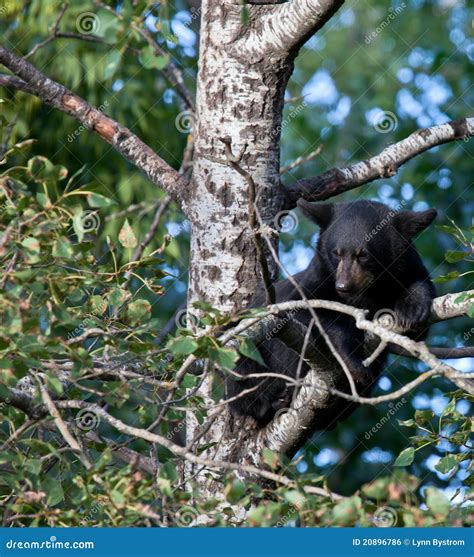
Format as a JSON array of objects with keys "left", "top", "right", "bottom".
[
  {"left": 414, "top": 409, "right": 434, "bottom": 424},
  {"left": 52, "top": 237, "right": 74, "bottom": 259},
  {"left": 72, "top": 209, "right": 85, "bottom": 242},
  {"left": 441, "top": 398, "right": 456, "bottom": 417},
  {"left": 393, "top": 447, "right": 415, "bottom": 467},
  {"left": 398, "top": 418, "right": 417, "bottom": 428},
  {"left": 156, "top": 477, "right": 172, "bottom": 497},
  {"left": 425, "top": 487, "right": 450, "bottom": 517},
  {"left": 433, "top": 271, "right": 459, "bottom": 283},
  {"left": 127, "top": 299, "right": 152, "bottom": 325},
  {"left": 108, "top": 287, "right": 130, "bottom": 307},
  {"left": 361, "top": 477, "right": 390, "bottom": 499},
  {"left": 43, "top": 478, "right": 64, "bottom": 506},
  {"left": 159, "top": 461, "right": 178, "bottom": 482},
  {"left": 239, "top": 338, "right": 266, "bottom": 366},
  {"left": 224, "top": 479, "right": 246, "bottom": 503},
  {"left": 36, "top": 192, "right": 51, "bottom": 208},
  {"left": 89, "top": 295, "right": 107, "bottom": 316},
  {"left": 118, "top": 219, "right": 138, "bottom": 249},
  {"left": 20, "top": 237, "right": 41, "bottom": 264},
  {"left": 283, "top": 490, "right": 306, "bottom": 508},
  {"left": 138, "top": 46, "right": 170, "bottom": 70},
  {"left": 104, "top": 50, "right": 122, "bottom": 79},
  {"left": 262, "top": 448, "right": 280, "bottom": 470},
  {"left": 24, "top": 459, "right": 42, "bottom": 476},
  {"left": 168, "top": 337, "right": 199, "bottom": 355},
  {"left": 240, "top": 3, "right": 250, "bottom": 25},
  {"left": 208, "top": 347, "right": 239, "bottom": 370},
  {"left": 435, "top": 456, "right": 458, "bottom": 475},
  {"left": 87, "top": 192, "right": 115, "bottom": 208},
  {"left": 110, "top": 490, "right": 125, "bottom": 506},
  {"left": 27, "top": 156, "right": 67, "bottom": 183},
  {"left": 445, "top": 250, "right": 468, "bottom": 263},
  {"left": 93, "top": 10, "right": 123, "bottom": 41},
  {"left": 332, "top": 496, "right": 361, "bottom": 526},
  {"left": 44, "top": 374, "right": 64, "bottom": 397},
  {"left": 468, "top": 303, "right": 474, "bottom": 319}
]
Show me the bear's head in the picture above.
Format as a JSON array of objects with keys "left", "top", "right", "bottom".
[{"left": 297, "top": 199, "right": 437, "bottom": 302}]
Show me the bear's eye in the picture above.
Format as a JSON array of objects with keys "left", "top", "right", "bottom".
[
  {"left": 332, "top": 248, "right": 342, "bottom": 258},
  {"left": 356, "top": 249, "right": 369, "bottom": 261}
]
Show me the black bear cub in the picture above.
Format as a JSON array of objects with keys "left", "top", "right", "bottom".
[{"left": 227, "top": 199, "right": 437, "bottom": 426}]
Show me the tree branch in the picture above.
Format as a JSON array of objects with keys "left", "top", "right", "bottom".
[
  {"left": 235, "top": 0, "right": 344, "bottom": 61},
  {"left": 284, "top": 117, "right": 474, "bottom": 207},
  {"left": 0, "top": 46, "right": 189, "bottom": 204}
]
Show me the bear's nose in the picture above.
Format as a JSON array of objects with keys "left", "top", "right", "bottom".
[{"left": 335, "top": 282, "right": 352, "bottom": 293}]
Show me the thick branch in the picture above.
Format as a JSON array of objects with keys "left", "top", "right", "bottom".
[
  {"left": 285, "top": 118, "right": 474, "bottom": 206},
  {"left": 235, "top": 0, "right": 344, "bottom": 60},
  {"left": 0, "top": 46, "right": 189, "bottom": 204},
  {"left": 257, "top": 292, "right": 473, "bottom": 454}
]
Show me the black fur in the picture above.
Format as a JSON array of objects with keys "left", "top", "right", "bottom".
[{"left": 227, "top": 199, "right": 437, "bottom": 427}]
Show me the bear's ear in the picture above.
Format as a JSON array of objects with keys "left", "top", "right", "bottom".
[
  {"left": 297, "top": 200, "right": 334, "bottom": 229},
  {"left": 394, "top": 208, "right": 437, "bottom": 239}
]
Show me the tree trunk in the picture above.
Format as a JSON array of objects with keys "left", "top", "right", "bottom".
[{"left": 184, "top": 1, "right": 295, "bottom": 499}]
